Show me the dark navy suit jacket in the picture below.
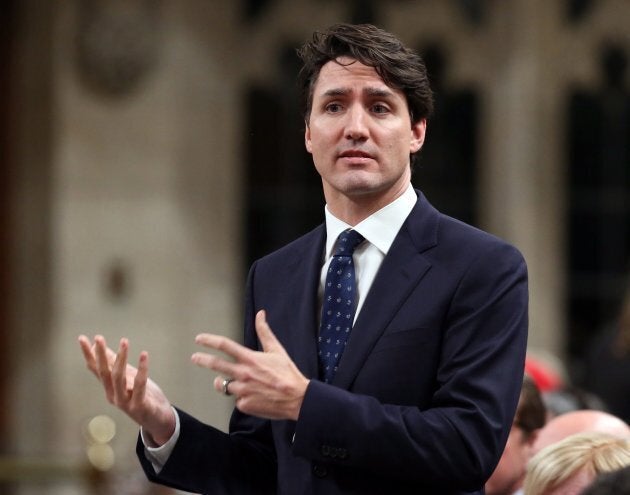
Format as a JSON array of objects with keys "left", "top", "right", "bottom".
[{"left": 138, "top": 191, "right": 528, "bottom": 494}]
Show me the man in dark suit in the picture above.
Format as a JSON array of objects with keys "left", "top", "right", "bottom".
[{"left": 79, "top": 23, "right": 528, "bottom": 494}]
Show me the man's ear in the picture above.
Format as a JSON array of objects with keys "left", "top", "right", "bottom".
[
  {"left": 526, "top": 430, "right": 541, "bottom": 452},
  {"left": 304, "top": 122, "right": 312, "bottom": 153},
  {"left": 410, "top": 119, "right": 427, "bottom": 153}
]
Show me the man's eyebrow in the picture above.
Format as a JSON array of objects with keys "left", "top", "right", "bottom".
[
  {"left": 364, "top": 87, "right": 395, "bottom": 98},
  {"left": 320, "top": 87, "right": 394, "bottom": 99},
  {"left": 322, "top": 88, "right": 350, "bottom": 97}
]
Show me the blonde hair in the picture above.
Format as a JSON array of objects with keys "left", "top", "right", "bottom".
[{"left": 523, "top": 432, "right": 630, "bottom": 495}]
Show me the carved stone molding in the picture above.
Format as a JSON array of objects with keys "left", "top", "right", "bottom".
[{"left": 75, "top": 0, "right": 161, "bottom": 96}]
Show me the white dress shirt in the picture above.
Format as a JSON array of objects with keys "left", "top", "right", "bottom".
[
  {"left": 143, "top": 183, "right": 418, "bottom": 471},
  {"left": 320, "top": 183, "right": 417, "bottom": 320}
]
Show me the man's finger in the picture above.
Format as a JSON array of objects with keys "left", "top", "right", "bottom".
[
  {"left": 255, "top": 310, "right": 286, "bottom": 355},
  {"left": 213, "top": 375, "right": 235, "bottom": 396},
  {"left": 191, "top": 352, "right": 244, "bottom": 379},
  {"left": 94, "top": 335, "right": 115, "bottom": 401},
  {"left": 131, "top": 351, "right": 149, "bottom": 406},
  {"left": 94, "top": 336, "right": 108, "bottom": 368},
  {"left": 112, "top": 338, "right": 129, "bottom": 401},
  {"left": 195, "top": 334, "right": 253, "bottom": 362},
  {"left": 78, "top": 335, "right": 98, "bottom": 374}
]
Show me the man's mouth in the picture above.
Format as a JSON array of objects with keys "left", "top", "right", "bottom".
[{"left": 338, "top": 150, "right": 374, "bottom": 160}]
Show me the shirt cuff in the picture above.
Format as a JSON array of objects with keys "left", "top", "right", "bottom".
[{"left": 140, "top": 406, "right": 180, "bottom": 473}]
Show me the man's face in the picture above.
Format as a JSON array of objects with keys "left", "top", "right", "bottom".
[
  {"left": 305, "top": 57, "right": 425, "bottom": 206},
  {"left": 485, "top": 425, "right": 536, "bottom": 495}
]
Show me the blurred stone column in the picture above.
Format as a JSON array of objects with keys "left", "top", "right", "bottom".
[{"left": 479, "top": 0, "right": 566, "bottom": 357}]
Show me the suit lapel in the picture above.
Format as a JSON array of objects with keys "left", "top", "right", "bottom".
[
  {"left": 332, "top": 194, "right": 439, "bottom": 389},
  {"left": 278, "top": 226, "right": 325, "bottom": 379}
]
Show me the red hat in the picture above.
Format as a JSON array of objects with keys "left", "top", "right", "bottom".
[{"left": 525, "top": 355, "right": 564, "bottom": 392}]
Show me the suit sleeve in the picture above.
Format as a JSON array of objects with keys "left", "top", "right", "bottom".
[
  {"left": 135, "top": 262, "right": 277, "bottom": 495},
  {"left": 291, "top": 242, "right": 528, "bottom": 491},
  {"left": 136, "top": 407, "right": 276, "bottom": 495}
]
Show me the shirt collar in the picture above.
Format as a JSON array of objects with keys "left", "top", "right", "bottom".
[{"left": 323, "top": 183, "right": 418, "bottom": 258}]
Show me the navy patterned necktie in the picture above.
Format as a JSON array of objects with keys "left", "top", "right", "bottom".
[{"left": 318, "top": 229, "right": 365, "bottom": 383}]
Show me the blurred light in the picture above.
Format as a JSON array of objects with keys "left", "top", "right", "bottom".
[
  {"left": 86, "top": 444, "right": 115, "bottom": 471},
  {"left": 87, "top": 415, "right": 116, "bottom": 444}
]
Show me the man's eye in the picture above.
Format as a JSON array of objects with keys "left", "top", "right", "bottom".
[
  {"left": 372, "top": 104, "right": 389, "bottom": 114},
  {"left": 326, "top": 103, "right": 342, "bottom": 113}
]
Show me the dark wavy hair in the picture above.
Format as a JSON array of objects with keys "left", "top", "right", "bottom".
[
  {"left": 514, "top": 375, "right": 547, "bottom": 440},
  {"left": 296, "top": 23, "right": 434, "bottom": 126}
]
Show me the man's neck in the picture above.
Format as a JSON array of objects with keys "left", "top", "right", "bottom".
[{"left": 323, "top": 182, "right": 412, "bottom": 226}]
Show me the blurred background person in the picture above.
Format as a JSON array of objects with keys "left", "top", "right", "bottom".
[
  {"left": 485, "top": 375, "right": 546, "bottom": 495},
  {"left": 582, "top": 465, "right": 630, "bottom": 495},
  {"left": 533, "top": 409, "right": 630, "bottom": 454},
  {"left": 524, "top": 352, "right": 608, "bottom": 419},
  {"left": 542, "top": 385, "right": 608, "bottom": 419},
  {"left": 523, "top": 432, "right": 630, "bottom": 495}
]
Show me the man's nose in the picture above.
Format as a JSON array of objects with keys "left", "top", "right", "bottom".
[{"left": 344, "top": 106, "right": 369, "bottom": 141}]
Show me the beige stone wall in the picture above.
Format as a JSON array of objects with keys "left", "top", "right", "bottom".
[
  {"left": 8, "top": 2, "right": 246, "bottom": 494},
  {"left": 52, "top": 0, "right": 247, "bottom": 469}
]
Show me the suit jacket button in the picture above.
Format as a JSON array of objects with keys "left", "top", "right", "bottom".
[
  {"left": 313, "top": 464, "right": 328, "bottom": 478},
  {"left": 338, "top": 448, "right": 348, "bottom": 460},
  {"left": 320, "top": 445, "right": 331, "bottom": 457}
]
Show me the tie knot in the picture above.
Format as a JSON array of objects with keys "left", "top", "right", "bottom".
[{"left": 333, "top": 229, "right": 365, "bottom": 257}]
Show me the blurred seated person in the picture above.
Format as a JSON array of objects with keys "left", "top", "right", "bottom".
[
  {"left": 523, "top": 432, "right": 630, "bottom": 495},
  {"left": 543, "top": 385, "right": 607, "bottom": 418},
  {"left": 525, "top": 353, "right": 607, "bottom": 419},
  {"left": 524, "top": 354, "right": 565, "bottom": 394},
  {"left": 533, "top": 409, "right": 630, "bottom": 454},
  {"left": 485, "top": 375, "right": 546, "bottom": 495},
  {"left": 582, "top": 465, "right": 630, "bottom": 495}
]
